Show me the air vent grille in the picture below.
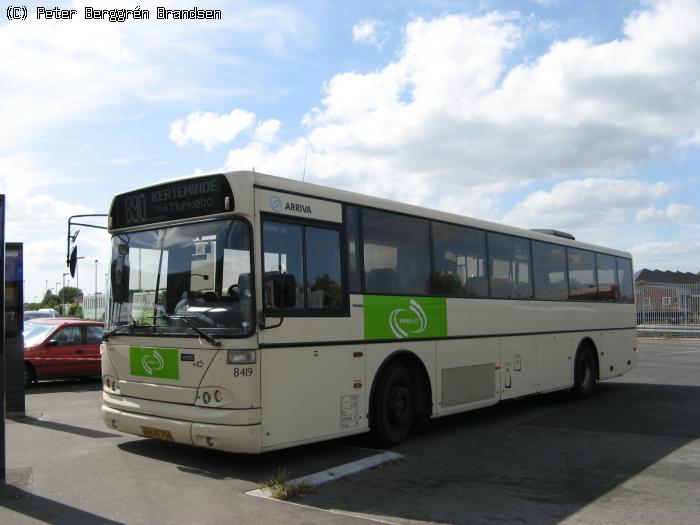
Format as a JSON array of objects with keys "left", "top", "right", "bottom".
[{"left": 441, "top": 363, "right": 495, "bottom": 407}]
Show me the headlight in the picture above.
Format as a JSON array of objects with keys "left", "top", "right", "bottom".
[{"left": 226, "top": 349, "right": 256, "bottom": 364}]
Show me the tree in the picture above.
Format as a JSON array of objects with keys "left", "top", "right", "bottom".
[
  {"left": 23, "top": 302, "right": 42, "bottom": 311},
  {"left": 40, "top": 290, "right": 61, "bottom": 312},
  {"left": 57, "top": 286, "right": 82, "bottom": 304},
  {"left": 67, "top": 303, "right": 83, "bottom": 317}
]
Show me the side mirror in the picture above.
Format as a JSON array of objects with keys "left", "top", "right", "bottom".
[
  {"left": 269, "top": 274, "right": 296, "bottom": 308},
  {"left": 69, "top": 246, "right": 78, "bottom": 278},
  {"left": 111, "top": 253, "right": 130, "bottom": 304},
  {"left": 47, "top": 339, "right": 58, "bottom": 347}
]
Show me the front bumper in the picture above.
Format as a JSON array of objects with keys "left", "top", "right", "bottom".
[{"left": 102, "top": 393, "right": 262, "bottom": 454}]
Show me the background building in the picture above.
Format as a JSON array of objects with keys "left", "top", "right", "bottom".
[
  {"left": 635, "top": 269, "right": 700, "bottom": 328},
  {"left": 82, "top": 293, "right": 107, "bottom": 321}
]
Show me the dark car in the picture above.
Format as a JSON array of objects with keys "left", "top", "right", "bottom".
[{"left": 24, "top": 318, "right": 103, "bottom": 387}]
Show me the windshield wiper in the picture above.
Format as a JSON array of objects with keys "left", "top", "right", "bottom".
[
  {"left": 156, "top": 314, "right": 221, "bottom": 347},
  {"left": 103, "top": 317, "right": 150, "bottom": 340}
]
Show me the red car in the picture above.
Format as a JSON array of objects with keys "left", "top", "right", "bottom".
[{"left": 24, "top": 318, "right": 103, "bottom": 387}]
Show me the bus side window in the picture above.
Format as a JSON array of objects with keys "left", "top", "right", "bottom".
[
  {"left": 568, "top": 248, "right": 597, "bottom": 300},
  {"left": 262, "top": 219, "right": 344, "bottom": 312},
  {"left": 305, "top": 227, "right": 342, "bottom": 309},
  {"left": 596, "top": 253, "right": 618, "bottom": 302},
  {"left": 262, "top": 221, "right": 304, "bottom": 309},
  {"left": 430, "top": 221, "right": 488, "bottom": 298},
  {"left": 532, "top": 241, "right": 567, "bottom": 300},
  {"left": 362, "top": 208, "right": 430, "bottom": 295},
  {"left": 616, "top": 257, "right": 634, "bottom": 302},
  {"left": 488, "top": 233, "right": 533, "bottom": 299}
]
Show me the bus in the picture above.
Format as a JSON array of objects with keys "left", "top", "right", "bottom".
[{"left": 101, "top": 170, "right": 637, "bottom": 453}]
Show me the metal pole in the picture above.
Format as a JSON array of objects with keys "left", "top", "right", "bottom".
[
  {"left": 95, "top": 259, "right": 98, "bottom": 295},
  {"left": 74, "top": 256, "right": 85, "bottom": 291},
  {"left": 62, "top": 272, "right": 68, "bottom": 314},
  {"left": 0, "top": 196, "right": 6, "bottom": 484}
]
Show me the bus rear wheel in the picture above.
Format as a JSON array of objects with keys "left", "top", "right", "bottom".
[
  {"left": 372, "top": 363, "right": 414, "bottom": 447},
  {"left": 571, "top": 345, "right": 596, "bottom": 399}
]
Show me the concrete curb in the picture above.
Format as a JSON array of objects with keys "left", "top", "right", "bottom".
[{"left": 247, "top": 450, "right": 403, "bottom": 499}]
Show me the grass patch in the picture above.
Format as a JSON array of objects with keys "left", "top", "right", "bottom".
[{"left": 258, "top": 468, "right": 315, "bottom": 500}]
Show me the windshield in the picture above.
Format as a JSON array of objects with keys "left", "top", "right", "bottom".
[
  {"left": 108, "top": 219, "right": 253, "bottom": 337},
  {"left": 24, "top": 322, "right": 55, "bottom": 347}
]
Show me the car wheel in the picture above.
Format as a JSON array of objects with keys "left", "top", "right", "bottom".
[
  {"left": 24, "top": 364, "right": 35, "bottom": 388},
  {"left": 571, "top": 344, "right": 596, "bottom": 399},
  {"left": 372, "top": 363, "right": 414, "bottom": 447}
]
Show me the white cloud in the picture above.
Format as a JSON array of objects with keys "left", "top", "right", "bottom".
[
  {"left": 226, "top": 1, "right": 700, "bottom": 213},
  {"left": 0, "top": 0, "right": 314, "bottom": 149},
  {"left": 635, "top": 203, "right": 695, "bottom": 224},
  {"left": 0, "top": 155, "right": 110, "bottom": 298},
  {"left": 502, "top": 178, "right": 670, "bottom": 229},
  {"left": 530, "top": 0, "right": 560, "bottom": 7},
  {"left": 678, "top": 129, "right": 700, "bottom": 146},
  {"left": 629, "top": 237, "right": 700, "bottom": 272},
  {"left": 226, "top": 138, "right": 310, "bottom": 180},
  {"left": 352, "top": 19, "right": 388, "bottom": 49},
  {"left": 253, "top": 119, "right": 282, "bottom": 143},
  {"left": 169, "top": 109, "right": 256, "bottom": 150},
  {"left": 353, "top": 20, "right": 378, "bottom": 44}
]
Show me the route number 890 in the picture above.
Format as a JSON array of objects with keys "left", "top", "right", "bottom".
[{"left": 124, "top": 194, "right": 147, "bottom": 225}]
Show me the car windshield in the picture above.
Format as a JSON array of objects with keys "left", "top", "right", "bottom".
[
  {"left": 108, "top": 219, "right": 253, "bottom": 337},
  {"left": 24, "top": 322, "right": 55, "bottom": 347}
]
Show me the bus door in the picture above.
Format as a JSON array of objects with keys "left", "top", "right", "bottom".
[{"left": 257, "top": 190, "right": 361, "bottom": 448}]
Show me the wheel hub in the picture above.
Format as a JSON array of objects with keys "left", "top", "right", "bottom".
[{"left": 389, "top": 385, "right": 410, "bottom": 424}]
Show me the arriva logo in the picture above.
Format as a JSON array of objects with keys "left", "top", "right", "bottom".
[
  {"left": 141, "top": 350, "right": 165, "bottom": 375},
  {"left": 270, "top": 195, "right": 283, "bottom": 212},
  {"left": 389, "top": 299, "right": 428, "bottom": 339}
]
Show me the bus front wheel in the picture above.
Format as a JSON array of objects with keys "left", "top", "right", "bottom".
[
  {"left": 571, "top": 345, "right": 597, "bottom": 399},
  {"left": 372, "top": 363, "right": 414, "bottom": 447}
]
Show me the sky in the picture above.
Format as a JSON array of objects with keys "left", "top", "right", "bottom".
[{"left": 1, "top": 0, "right": 699, "bottom": 302}]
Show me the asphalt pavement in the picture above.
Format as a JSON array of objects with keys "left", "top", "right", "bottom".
[{"left": 2, "top": 338, "right": 700, "bottom": 524}]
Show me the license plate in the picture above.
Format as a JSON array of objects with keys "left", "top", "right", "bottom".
[{"left": 141, "top": 426, "right": 173, "bottom": 441}]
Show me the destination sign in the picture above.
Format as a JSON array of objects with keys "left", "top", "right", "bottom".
[{"left": 110, "top": 174, "right": 234, "bottom": 229}]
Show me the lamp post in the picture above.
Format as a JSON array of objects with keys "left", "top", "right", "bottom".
[
  {"left": 75, "top": 256, "right": 85, "bottom": 290},
  {"left": 62, "top": 272, "right": 69, "bottom": 314},
  {"left": 94, "top": 259, "right": 98, "bottom": 295}
]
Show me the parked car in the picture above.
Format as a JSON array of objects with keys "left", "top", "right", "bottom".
[
  {"left": 24, "top": 308, "right": 59, "bottom": 321},
  {"left": 24, "top": 318, "right": 104, "bottom": 387}
]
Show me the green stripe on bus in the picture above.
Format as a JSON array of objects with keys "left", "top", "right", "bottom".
[{"left": 364, "top": 295, "right": 447, "bottom": 340}]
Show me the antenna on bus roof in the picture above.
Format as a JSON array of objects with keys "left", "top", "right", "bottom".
[{"left": 302, "top": 147, "right": 308, "bottom": 182}]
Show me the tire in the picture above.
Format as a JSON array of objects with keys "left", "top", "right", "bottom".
[
  {"left": 571, "top": 345, "right": 597, "bottom": 399},
  {"left": 25, "top": 364, "right": 35, "bottom": 388},
  {"left": 371, "top": 363, "right": 414, "bottom": 447}
]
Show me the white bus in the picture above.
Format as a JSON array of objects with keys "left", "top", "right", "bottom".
[{"left": 101, "top": 171, "right": 637, "bottom": 452}]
